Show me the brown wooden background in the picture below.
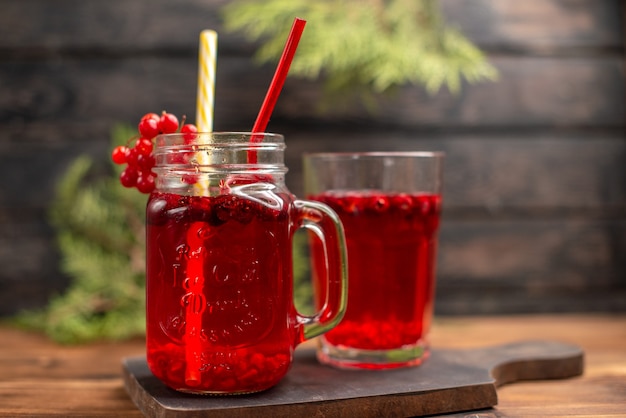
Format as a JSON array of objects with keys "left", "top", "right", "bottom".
[{"left": 0, "top": 0, "right": 624, "bottom": 316}]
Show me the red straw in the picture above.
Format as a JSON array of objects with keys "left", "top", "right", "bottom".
[{"left": 249, "top": 17, "right": 306, "bottom": 162}]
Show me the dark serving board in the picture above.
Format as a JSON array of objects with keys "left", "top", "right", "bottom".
[{"left": 122, "top": 340, "right": 583, "bottom": 418}]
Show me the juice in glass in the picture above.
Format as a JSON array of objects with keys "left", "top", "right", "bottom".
[
  {"left": 145, "top": 133, "right": 348, "bottom": 394},
  {"left": 304, "top": 152, "right": 444, "bottom": 369},
  {"left": 146, "top": 191, "right": 295, "bottom": 393},
  {"left": 310, "top": 191, "right": 441, "bottom": 352}
]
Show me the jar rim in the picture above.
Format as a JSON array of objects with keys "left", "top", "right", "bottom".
[
  {"left": 155, "top": 132, "right": 285, "bottom": 147},
  {"left": 303, "top": 151, "right": 444, "bottom": 159}
]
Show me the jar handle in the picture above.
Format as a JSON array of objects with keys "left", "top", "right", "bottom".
[{"left": 293, "top": 200, "right": 348, "bottom": 343}]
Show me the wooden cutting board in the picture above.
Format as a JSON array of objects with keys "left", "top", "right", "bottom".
[{"left": 122, "top": 340, "right": 583, "bottom": 418}]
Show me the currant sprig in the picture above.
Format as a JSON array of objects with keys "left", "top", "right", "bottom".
[{"left": 111, "top": 111, "right": 197, "bottom": 194}]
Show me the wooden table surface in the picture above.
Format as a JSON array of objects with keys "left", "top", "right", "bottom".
[{"left": 1, "top": 314, "right": 624, "bottom": 417}]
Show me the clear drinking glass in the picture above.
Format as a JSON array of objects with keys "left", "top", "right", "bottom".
[
  {"left": 304, "top": 152, "right": 444, "bottom": 369},
  {"left": 145, "top": 133, "right": 348, "bottom": 394}
]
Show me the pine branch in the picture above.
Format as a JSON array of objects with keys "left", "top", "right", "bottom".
[
  {"left": 222, "top": 0, "right": 498, "bottom": 98},
  {"left": 13, "top": 123, "right": 313, "bottom": 344},
  {"left": 13, "top": 125, "right": 148, "bottom": 344}
]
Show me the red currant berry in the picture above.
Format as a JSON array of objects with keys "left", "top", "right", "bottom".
[
  {"left": 135, "top": 138, "right": 153, "bottom": 156},
  {"left": 120, "top": 166, "right": 139, "bottom": 188},
  {"left": 138, "top": 117, "right": 159, "bottom": 139},
  {"left": 181, "top": 124, "right": 197, "bottom": 134},
  {"left": 136, "top": 153, "right": 156, "bottom": 171},
  {"left": 158, "top": 112, "right": 179, "bottom": 134},
  {"left": 370, "top": 195, "right": 390, "bottom": 212},
  {"left": 111, "top": 145, "right": 128, "bottom": 164},
  {"left": 136, "top": 173, "right": 156, "bottom": 193},
  {"left": 125, "top": 146, "right": 139, "bottom": 167},
  {"left": 182, "top": 173, "right": 198, "bottom": 185},
  {"left": 140, "top": 112, "right": 159, "bottom": 122},
  {"left": 420, "top": 197, "right": 432, "bottom": 215},
  {"left": 181, "top": 123, "right": 198, "bottom": 142},
  {"left": 391, "top": 194, "right": 413, "bottom": 211}
]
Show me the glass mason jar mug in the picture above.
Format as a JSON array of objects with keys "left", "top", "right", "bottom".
[{"left": 145, "top": 132, "right": 348, "bottom": 394}]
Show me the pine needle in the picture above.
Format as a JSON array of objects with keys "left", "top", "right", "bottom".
[
  {"left": 13, "top": 124, "right": 313, "bottom": 344},
  {"left": 222, "top": 0, "right": 498, "bottom": 99}
]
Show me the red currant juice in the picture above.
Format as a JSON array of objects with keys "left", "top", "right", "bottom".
[
  {"left": 309, "top": 191, "right": 441, "bottom": 354},
  {"left": 146, "top": 191, "right": 299, "bottom": 394}
]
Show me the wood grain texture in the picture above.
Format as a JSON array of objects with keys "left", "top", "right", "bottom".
[
  {"left": 3, "top": 131, "right": 625, "bottom": 210},
  {"left": 0, "top": 217, "right": 67, "bottom": 316},
  {"left": 0, "top": 0, "right": 620, "bottom": 50},
  {"left": 0, "top": 0, "right": 624, "bottom": 315},
  {"left": 430, "top": 315, "right": 626, "bottom": 417},
  {"left": 0, "top": 315, "right": 623, "bottom": 417},
  {"left": 2, "top": 55, "right": 623, "bottom": 130},
  {"left": 122, "top": 341, "right": 582, "bottom": 418},
  {"left": 286, "top": 132, "right": 626, "bottom": 207},
  {"left": 440, "top": 0, "right": 624, "bottom": 50}
]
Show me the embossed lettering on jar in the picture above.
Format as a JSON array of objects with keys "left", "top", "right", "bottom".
[{"left": 145, "top": 133, "right": 348, "bottom": 394}]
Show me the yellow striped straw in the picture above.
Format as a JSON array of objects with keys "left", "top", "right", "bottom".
[
  {"left": 184, "top": 30, "right": 218, "bottom": 385},
  {"left": 196, "top": 30, "right": 217, "bottom": 132},
  {"left": 194, "top": 30, "right": 217, "bottom": 195}
]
